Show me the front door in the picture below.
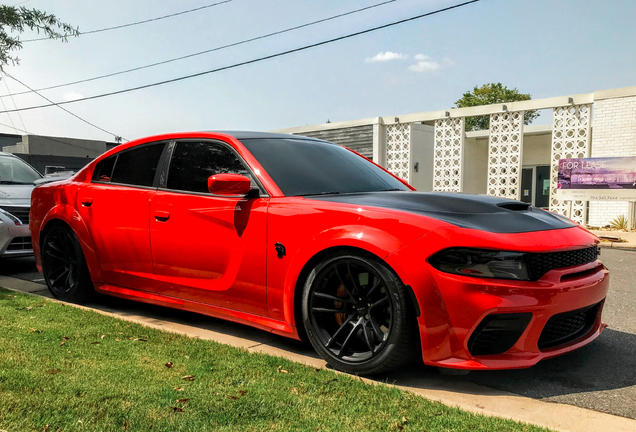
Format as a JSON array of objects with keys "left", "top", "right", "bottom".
[
  {"left": 534, "top": 165, "right": 550, "bottom": 208},
  {"left": 77, "top": 141, "right": 167, "bottom": 291},
  {"left": 149, "top": 140, "right": 268, "bottom": 316},
  {"left": 521, "top": 168, "right": 533, "bottom": 204}
]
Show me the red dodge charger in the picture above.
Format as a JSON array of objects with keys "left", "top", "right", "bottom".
[{"left": 30, "top": 131, "right": 609, "bottom": 374}]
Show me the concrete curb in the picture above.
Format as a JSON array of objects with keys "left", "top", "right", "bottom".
[
  {"left": 2, "top": 276, "right": 636, "bottom": 432},
  {"left": 599, "top": 242, "right": 636, "bottom": 251}
]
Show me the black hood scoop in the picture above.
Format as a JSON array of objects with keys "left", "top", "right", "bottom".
[{"left": 309, "top": 191, "right": 576, "bottom": 234}]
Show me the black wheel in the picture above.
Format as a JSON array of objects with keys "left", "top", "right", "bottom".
[
  {"left": 302, "top": 251, "right": 419, "bottom": 375},
  {"left": 41, "top": 224, "right": 93, "bottom": 302}
]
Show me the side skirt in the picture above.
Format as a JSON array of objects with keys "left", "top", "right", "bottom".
[{"left": 94, "top": 283, "right": 298, "bottom": 339}]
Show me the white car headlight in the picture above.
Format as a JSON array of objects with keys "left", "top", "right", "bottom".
[{"left": 0, "top": 208, "right": 22, "bottom": 225}]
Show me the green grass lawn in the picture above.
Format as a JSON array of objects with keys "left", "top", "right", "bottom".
[{"left": 0, "top": 288, "right": 550, "bottom": 432}]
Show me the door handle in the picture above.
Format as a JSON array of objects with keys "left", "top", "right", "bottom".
[
  {"left": 80, "top": 197, "right": 93, "bottom": 207},
  {"left": 154, "top": 211, "right": 170, "bottom": 222}
]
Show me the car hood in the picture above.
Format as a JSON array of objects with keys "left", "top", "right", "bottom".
[
  {"left": 309, "top": 191, "right": 576, "bottom": 234},
  {"left": 0, "top": 184, "right": 34, "bottom": 207}
]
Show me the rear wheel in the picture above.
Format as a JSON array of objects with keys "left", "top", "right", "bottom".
[
  {"left": 41, "top": 224, "right": 93, "bottom": 302},
  {"left": 302, "top": 251, "right": 419, "bottom": 375}
]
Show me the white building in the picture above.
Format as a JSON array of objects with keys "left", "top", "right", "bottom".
[{"left": 273, "top": 85, "right": 636, "bottom": 228}]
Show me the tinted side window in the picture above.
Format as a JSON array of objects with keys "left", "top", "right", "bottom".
[
  {"left": 167, "top": 141, "right": 249, "bottom": 193},
  {"left": 240, "top": 138, "right": 409, "bottom": 196},
  {"left": 92, "top": 155, "right": 116, "bottom": 182},
  {"left": 109, "top": 143, "right": 165, "bottom": 187}
]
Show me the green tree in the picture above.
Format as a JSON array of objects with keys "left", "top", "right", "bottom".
[
  {"left": 454, "top": 83, "right": 540, "bottom": 131},
  {"left": 0, "top": 5, "right": 78, "bottom": 68}
]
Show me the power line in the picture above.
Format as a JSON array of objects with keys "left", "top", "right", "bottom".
[
  {"left": 1, "top": 0, "right": 482, "bottom": 114},
  {"left": 4, "top": 73, "right": 128, "bottom": 141},
  {"left": 0, "top": 119, "right": 26, "bottom": 135},
  {"left": 22, "top": 0, "right": 233, "bottom": 42},
  {"left": 2, "top": 0, "right": 397, "bottom": 97},
  {"left": 1, "top": 72, "right": 27, "bottom": 132},
  {"left": 0, "top": 73, "right": 18, "bottom": 134},
  {"left": 0, "top": 119, "right": 117, "bottom": 153},
  {"left": 0, "top": 86, "right": 18, "bottom": 134}
]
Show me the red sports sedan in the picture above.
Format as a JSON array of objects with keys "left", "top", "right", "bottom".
[{"left": 30, "top": 131, "right": 609, "bottom": 374}]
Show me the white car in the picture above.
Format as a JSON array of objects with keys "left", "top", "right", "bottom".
[{"left": 0, "top": 152, "right": 74, "bottom": 257}]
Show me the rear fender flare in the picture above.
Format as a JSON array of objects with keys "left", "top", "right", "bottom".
[{"left": 40, "top": 204, "right": 102, "bottom": 282}]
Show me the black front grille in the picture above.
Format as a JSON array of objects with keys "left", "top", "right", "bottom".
[
  {"left": 468, "top": 313, "right": 532, "bottom": 356},
  {"left": 538, "top": 302, "right": 602, "bottom": 350},
  {"left": 6, "top": 236, "right": 32, "bottom": 251},
  {"left": 528, "top": 245, "right": 599, "bottom": 280},
  {"left": 0, "top": 205, "right": 30, "bottom": 225}
]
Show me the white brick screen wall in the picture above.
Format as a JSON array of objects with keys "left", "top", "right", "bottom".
[
  {"left": 433, "top": 118, "right": 464, "bottom": 192},
  {"left": 549, "top": 104, "right": 591, "bottom": 223},
  {"left": 588, "top": 96, "right": 636, "bottom": 226},
  {"left": 487, "top": 112, "right": 524, "bottom": 200},
  {"left": 386, "top": 123, "right": 411, "bottom": 182}
]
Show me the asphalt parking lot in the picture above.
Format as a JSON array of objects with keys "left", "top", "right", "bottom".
[{"left": 2, "top": 248, "right": 635, "bottom": 420}]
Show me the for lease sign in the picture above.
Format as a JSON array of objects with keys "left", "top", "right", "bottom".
[{"left": 556, "top": 156, "right": 636, "bottom": 200}]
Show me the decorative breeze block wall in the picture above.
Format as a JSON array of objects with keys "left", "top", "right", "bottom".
[
  {"left": 432, "top": 118, "right": 464, "bottom": 192},
  {"left": 549, "top": 104, "right": 591, "bottom": 222},
  {"left": 487, "top": 112, "right": 524, "bottom": 200},
  {"left": 386, "top": 123, "right": 411, "bottom": 182}
]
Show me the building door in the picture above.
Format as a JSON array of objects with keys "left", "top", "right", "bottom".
[
  {"left": 521, "top": 168, "right": 533, "bottom": 204},
  {"left": 534, "top": 165, "right": 551, "bottom": 208}
]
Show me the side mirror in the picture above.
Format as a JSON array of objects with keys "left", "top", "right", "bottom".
[{"left": 208, "top": 174, "right": 253, "bottom": 196}]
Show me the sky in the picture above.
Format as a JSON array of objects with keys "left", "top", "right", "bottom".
[{"left": 0, "top": 0, "right": 634, "bottom": 143}]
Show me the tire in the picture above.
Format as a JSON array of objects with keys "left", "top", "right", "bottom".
[
  {"left": 41, "top": 224, "right": 94, "bottom": 303},
  {"left": 302, "top": 250, "right": 419, "bottom": 375}
]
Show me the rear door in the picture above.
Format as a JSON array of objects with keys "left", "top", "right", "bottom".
[
  {"left": 76, "top": 141, "right": 168, "bottom": 291},
  {"left": 149, "top": 140, "right": 268, "bottom": 316}
]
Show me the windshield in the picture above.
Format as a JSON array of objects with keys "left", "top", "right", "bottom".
[
  {"left": 240, "top": 138, "right": 409, "bottom": 196},
  {"left": 0, "top": 155, "right": 42, "bottom": 184}
]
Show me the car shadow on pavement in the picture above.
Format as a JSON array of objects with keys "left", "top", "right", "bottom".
[{"left": 461, "top": 328, "right": 636, "bottom": 396}]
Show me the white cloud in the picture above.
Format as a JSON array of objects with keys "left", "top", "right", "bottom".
[
  {"left": 365, "top": 51, "right": 407, "bottom": 63},
  {"left": 442, "top": 57, "right": 456, "bottom": 67},
  {"left": 408, "top": 54, "right": 454, "bottom": 73},
  {"left": 63, "top": 92, "right": 83, "bottom": 101},
  {"left": 408, "top": 60, "right": 440, "bottom": 73}
]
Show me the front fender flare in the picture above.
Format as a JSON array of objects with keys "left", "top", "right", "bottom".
[{"left": 281, "top": 224, "right": 414, "bottom": 327}]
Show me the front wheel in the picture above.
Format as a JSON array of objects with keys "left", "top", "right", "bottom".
[
  {"left": 41, "top": 224, "right": 94, "bottom": 303},
  {"left": 302, "top": 251, "right": 419, "bottom": 375}
]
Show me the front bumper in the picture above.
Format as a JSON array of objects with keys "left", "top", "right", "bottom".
[
  {"left": 386, "top": 225, "right": 610, "bottom": 370},
  {"left": 423, "top": 260, "right": 608, "bottom": 369}
]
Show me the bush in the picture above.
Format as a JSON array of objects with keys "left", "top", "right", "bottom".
[{"left": 609, "top": 215, "right": 629, "bottom": 231}]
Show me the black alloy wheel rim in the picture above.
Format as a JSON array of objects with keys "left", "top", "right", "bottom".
[
  {"left": 309, "top": 258, "right": 394, "bottom": 363},
  {"left": 42, "top": 228, "right": 79, "bottom": 296}
]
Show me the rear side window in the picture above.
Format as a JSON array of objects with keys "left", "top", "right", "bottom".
[
  {"left": 167, "top": 141, "right": 250, "bottom": 194},
  {"left": 92, "top": 156, "right": 116, "bottom": 182},
  {"left": 93, "top": 143, "right": 165, "bottom": 187}
]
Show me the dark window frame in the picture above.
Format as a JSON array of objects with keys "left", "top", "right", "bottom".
[
  {"left": 90, "top": 141, "right": 170, "bottom": 190},
  {"left": 159, "top": 139, "right": 268, "bottom": 198}
]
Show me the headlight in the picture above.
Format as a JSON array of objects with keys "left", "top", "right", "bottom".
[
  {"left": 428, "top": 248, "right": 530, "bottom": 281},
  {"left": 0, "top": 208, "right": 22, "bottom": 225}
]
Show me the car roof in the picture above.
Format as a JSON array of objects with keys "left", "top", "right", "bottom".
[{"left": 206, "top": 130, "right": 327, "bottom": 142}]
